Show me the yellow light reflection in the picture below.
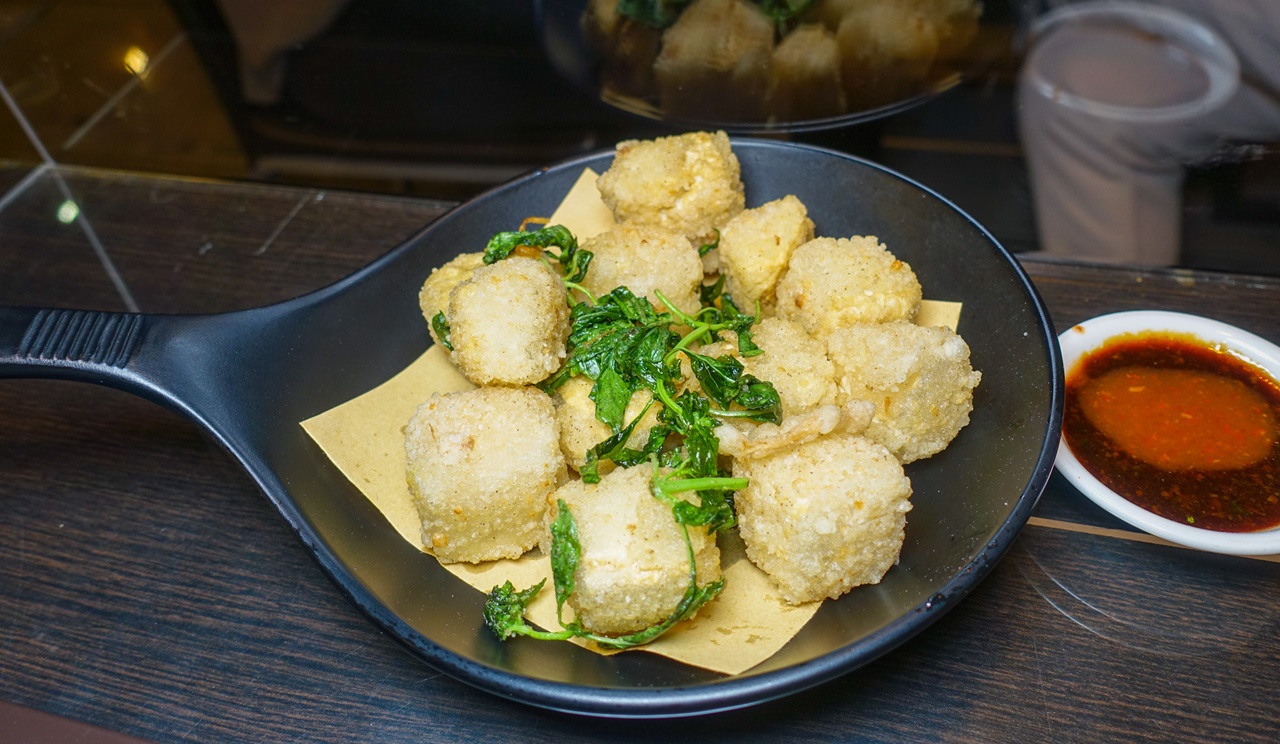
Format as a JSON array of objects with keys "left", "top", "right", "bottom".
[
  {"left": 123, "top": 46, "right": 150, "bottom": 78},
  {"left": 57, "top": 200, "right": 79, "bottom": 224}
]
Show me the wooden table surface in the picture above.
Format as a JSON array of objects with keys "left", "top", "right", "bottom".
[{"left": 2, "top": 166, "right": 1278, "bottom": 743}]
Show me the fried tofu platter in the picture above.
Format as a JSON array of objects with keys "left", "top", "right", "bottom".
[{"left": 407, "top": 131, "right": 981, "bottom": 651}]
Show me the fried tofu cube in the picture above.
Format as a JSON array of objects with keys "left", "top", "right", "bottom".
[
  {"left": 692, "top": 317, "right": 837, "bottom": 419},
  {"left": 741, "top": 317, "right": 837, "bottom": 416},
  {"left": 447, "top": 256, "right": 570, "bottom": 386},
  {"left": 734, "top": 433, "right": 912, "bottom": 604},
  {"left": 774, "top": 236, "right": 922, "bottom": 339},
  {"left": 547, "top": 462, "right": 721, "bottom": 636},
  {"left": 582, "top": 0, "right": 662, "bottom": 99},
  {"left": 826, "top": 320, "right": 981, "bottom": 462},
  {"left": 837, "top": 3, "right": 941, "bottom": 107},
  {"left": 405, "top": 386, "right": 566, "bottom": 563},
  {"left": 554, "top": 375, "right": 663, "bottom": 474},
  {"left": 718, "top": 195, "right": 815, "bottom": 315},
  {"left": 927, "top": 0, "right": 983, "bottom": 63},
  {"left": 580, "top": 223, "right": 703, "bottom": 317},
  {"left": 419, "top": 251, "right": 484, "bottom": 346},
  {"left": 596, "top": 130, "right": 745, "bottom": 246}
]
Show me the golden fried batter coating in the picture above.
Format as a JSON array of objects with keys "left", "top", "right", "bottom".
[
  {"left": 770, "top": 24, "right": 848, "bottom": 121},
  {"left": 447, "top": 257, "right": 570, "bottom": 386},
  {"left": 652, "top": 0, "right": 774, "bottom": 121},
  {"left": 774, "top": 236, "right": 922, "bottom": 338},
  {"left": 718, "top": 195, "right": 815, "bottom": 316},
  {"left": 827, "top": 320, "right": 981, "bottom": 462},
  {"left": 596, "top": 130, "right": 745, "bottom": 245},
  {"left": 418, "top": 251, "right": 484, "bottom": 346},
  {"left": 405, "top": 386, "right": 566, "bottom": 563},
  {"left": 582, "top": 0, "right": 662, "bottom": 98},
  {"left": 547, "top": 463, "right": 721, "bottom": 636},
  {"left": 837, "top": 3, "right": 940, "bottom": 107},
  {"left": 734, "top": 433, "right": 912, "bottom": 604},
  {"left": 741, "top": 317, "right": 837, "bottom": 416},
  {"left": 580, "top": 223, "right": 703, "bottom": 317},
  {"left": 553, "top": 375, "right": 662, "bottom": 474}
]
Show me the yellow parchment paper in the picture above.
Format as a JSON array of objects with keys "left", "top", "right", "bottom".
[{"left": 301, "top": 167, "right": 960, "bottom": 676}]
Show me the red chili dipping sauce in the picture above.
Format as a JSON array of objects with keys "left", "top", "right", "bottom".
[{"left": 1063, "top": 330, "right": 1280, "bottom": 532}]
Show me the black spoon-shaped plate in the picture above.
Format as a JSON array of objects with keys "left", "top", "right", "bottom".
[{"left": 0, "top": 140, "right": 1063, "bottom": 718}]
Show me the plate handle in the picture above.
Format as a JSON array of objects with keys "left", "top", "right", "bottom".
[{"left": 0, "top": 306, "right": 226, "bottom": 423}]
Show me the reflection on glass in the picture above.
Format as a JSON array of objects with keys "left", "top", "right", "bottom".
[
  {"left": 123, "top": 46, "right": 150, "bottom": 79},
  {"left": 578, "top": 0, "right": 982, "bottom": 127},
  {"left": 56, "top": 199, "right": 79, "bottom": 224}
]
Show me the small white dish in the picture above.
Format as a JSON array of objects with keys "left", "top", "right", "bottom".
[{"left": 1055, "top": 310, "right": 1280, "bottom": 555}]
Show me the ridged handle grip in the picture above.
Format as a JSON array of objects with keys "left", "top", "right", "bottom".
[
  {"left": 0, "top": 306, "right": 157, "bottom": 387},
  {"left": 15, "top": 308, "right": 143, "bottom": 367},
  {"left": 1, "top": 305, "right": 259, "bottom": 457}
]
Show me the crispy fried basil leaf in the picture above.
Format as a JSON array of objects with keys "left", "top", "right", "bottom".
[
  {"left": 736, "top": 374, "right": 783, "bottom": 423},
  {"left": 594, "top": 577, "right": 725, "bottom": 649},
  {"left": 630, "top": 326, "right": 681, "bottom": 389},
  {"left": 483, "top": 579, "right": 545, "bottom": 640},
  {"left": 483, "top": 224, "right": 574, "bottom": 263},
  {"left": 549, "top": 500, "right": 581, "bottom": 619},
  {"left": 546, "top": 287, "right": 679, "bottom": 400},
  {"left": 720, "top": 294, "right": 763, "bottom": 357},
  {"left": 684, "top": 421, "right": 722, "bottom": 481},
  {"left": 651, "top": 472, "right": 745, "bottom": 533},
  {"left": 697, "top": 229, "right": 720, "bottom": 257},
  {"left": 590, "top": 366, "right": 633, "bottom": 431},
  {"left": 430, "top": 311, "right": 453, "bottom": 351},
  {"left": 686, "top": 352, "right": 745, "bottom": 409},
  {"left": 482, "top": 224, "right": 594, "bottom": 284},
  {"left": 582, "top": 406, "right": 670, "bottom": 485},
  {"left": 683, "top": 352, "right": 781, "bottom": 422},
  {"left": 658, "top": 390, "right": 721, "bottom": 479}
]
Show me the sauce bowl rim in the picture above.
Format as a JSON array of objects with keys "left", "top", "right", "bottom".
[{"left": 1055, "top": 309, "right": 1280, "bottom": 555}]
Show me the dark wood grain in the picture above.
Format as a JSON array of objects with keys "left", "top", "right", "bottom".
[
  {"left": 2, "top": 172, "right": 1277, "bottom": 743},
  {"left": 1023, "top": 257, "right": 1280, "bottom": 338}
]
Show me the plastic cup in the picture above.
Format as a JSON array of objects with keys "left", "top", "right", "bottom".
[{"left": 1022, "top": 1, "right": 1239, "bottom": 124}]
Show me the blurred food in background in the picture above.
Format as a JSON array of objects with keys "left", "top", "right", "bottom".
[{"left": 580, "top": 0, "right": 983, "bottom": 126}]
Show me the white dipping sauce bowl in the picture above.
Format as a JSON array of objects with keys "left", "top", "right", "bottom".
[{"left": 1056, "top": 311, "right": 1280, "bottom": 555}]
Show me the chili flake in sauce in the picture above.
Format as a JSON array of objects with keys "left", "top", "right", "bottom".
[{"left": 1063, "top": 330, "right": 1280, "bottom": 532}]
